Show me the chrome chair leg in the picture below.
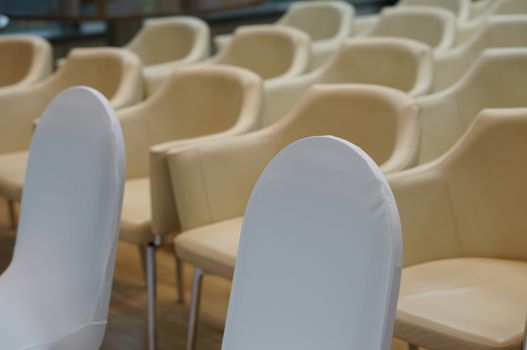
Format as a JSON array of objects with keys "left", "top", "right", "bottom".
[
  {"left": 186, "top": 267, "right": 204, "bottom": 350},
  {"left": 175, "top": 256, "right": 185, "bottom": 304},
  {"left": 146, "top": 243, "right": 157, "bottom": 350}
]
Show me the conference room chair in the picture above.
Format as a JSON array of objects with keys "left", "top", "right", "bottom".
[
  {"left": 206, "top": 25, "right": 310, "bottom": 84},
  {"left": 0, "top": 35, "right": 52, "bottom": 92},
  {"left": 220, "top": 136, "right": 402, "bottom": 350},
  {"left": 0, "top": 47, "right": 141, "bottom": 227},
  {"left": 416, "top": 48, "right": 527, "bottom": 164},
  {"left": 0, "top": 64, "right": 262, "bottom": 350},
  {"left": 472, "top": 0, "right": 527, "bottom": 18},
  {"left": 434, "top": 16, "right": 527, "bottom": 91},
  {"left": 0, "top": 86, "right": 125, "bottom": 350},
  {"left": 215, "top": 1, "right": 354, "bottom": 70},
  {"left": 361, "top": 7, "right": 457, "bottom": 53},
  {"left": 389, "top": 107, "right": 527, "bottom": 350},
  {"left": 168, "top": 84, "right": 420, "bottom": 350},
  {"left": 125, "top": 16, "right": 210, "bottom": 96},
  {"left": 263, "top": 37, "right": 433, "bottom": 125},
  {"left": 399, "top": 0, "right": 471, "bottom": 23}
]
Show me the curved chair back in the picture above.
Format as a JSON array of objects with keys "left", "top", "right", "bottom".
[
  {"left": 366, "top": 7, "right": 456, "bottom": 51},
  {"left": 399, "top": 0, "right": 471, "bottom": 22},
  {"left": 126, "top": 16, "right": 209, "bottom": 66},
  {"left": 0, "top": 35, "right": 52, "bottom": 90},
  {"left": 0, "top": 86, "right": 125, "bottom": 349},
  {"left": 435, "top": 16, "right": 527, "bottom": 91},
  {"left": 221, "top": 136, "right": 402, "bottom": 350},
  {"left": 208, "top": 25, "right": 310, "bottom": 81}
]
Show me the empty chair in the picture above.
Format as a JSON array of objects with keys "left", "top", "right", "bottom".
[
  {"left": 0, "top": 65, "right": 263, "bottom": 350},
  {"left": 263, "top": 37, "right": 433, "bottom": 125},
  {"left": 207, "top": 25, "right": 310, "bottom": 83},
  {"left": 125, "top": 16, "right": 210, "bottom": 96},
  {"left": 399, "top": 0, "right": 471, "bottom": 23},
  {"left": 215, "top": 1, "right": 354, "bottom": 70},
  {"left": 0, "top": 86, "right": 125, "bottom": 349},
  {"left": 472, "top": 0, "right": 527, "bottom": 18},
  {"left": 221, "top": 136, "right": 402, "bottom": 350},
  {"left": 417, "top": 48, "right": 527, "bottom": 164},
  {"left": 362, "top": 7, "right": 457, "bottom": 53},
  {"left": 0, "top": 35, "right": 52, "bottom": 92},
  {"left": 168, "top": 84, "right": 420, "bottom": 350},
  {"left": 434, "top": 16, "right": 527, "bottom": 91},
  {"left": 0, "top": 47, "right": 141, "bottom": 226},
  {"left": 388, "top": 108, "right": 527, "bottom": 350}
]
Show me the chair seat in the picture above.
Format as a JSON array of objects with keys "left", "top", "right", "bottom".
[
  {"left": 0, "top": 150, "right": 28, "bottom": 200},
  {"left": 396, "top": 257, "right": 527, "bottom": 350},
  {"left": 120, "top": 177, "right": 155, "bottom": 245},
  {"left": 174, "top": 217, "right": 243, "bottom": 279}
]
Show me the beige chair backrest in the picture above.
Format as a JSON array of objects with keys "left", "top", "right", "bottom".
[
  {"left": 0, "top": 47, "right": 142, "bottom": 154},
  {"left": 417, "top": 48, "right": 527, "bottom": 164},
  {"left": 365, "top": 7, "right": 457, "bottom": 52},
  {"left": 435, "top": 16, "right": 527, "bottom": 91},
  {"left": 0, "top": 35, "right": 52, "bottom": 90},
  {"left": 207, "top": 25, "right": 310, "bottom": 82},
  {"left": 389, "top": 108, "right": 527, "bottom": 267},
  {"left": 168, "top": 84, "right": 419, "bottom": 231},
  {"left": 399, "top": 0, "right": 471, "bottom": 22},
  {"left": 263, "top": 37, "right": 433, "bottom": 126},
  {"left": 126, "top": 16, "right": 209, "bottom": 66}
]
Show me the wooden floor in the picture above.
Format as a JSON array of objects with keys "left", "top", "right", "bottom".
[{"left": 0, "top": 200, "right": 412, "bottom": 350}]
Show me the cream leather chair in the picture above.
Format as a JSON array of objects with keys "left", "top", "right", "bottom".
[
  {"left": 472, "top": 0, "right": 527, "bottom": 18},
  {"left": 0, "top": 35, "right": 52, "bottom": 92},
  {"left": 434, "top": 16, "right": 527, "bottom": 91},
  {"left": 215, "top": 1, "right": 354, "bottom": 70},
  {"left": 221, "top": 136, "right": 402, "bottom": 350},
  {"left": 399, "top": 0, "right": 472, "bottom": 23},
  {"left": 206, "top": 25, "right": 310, "bottom": 83},
  {"left": 263, "top": 37, "right": 433, "bottom": 126},
  {"left": 169, "top": 84, "right": 420, "bottom": 350},
  {"left": 0, "top": 86, "right": 125, "bottom": 350},
  {"left": 361, "top": 7, "right": 457, "bottom": 53},
  {"left": 125, "top": 16, "right": 210, "bottom": 96},
  {"left": 0, "top": 47, "right": 141, "bottom": 226},
  {"left": 0, "top": 65, "right": 262, "bottom": 350},
  {"left": 417, "top": 48, "right": 527, "bottom": 164},
  {"left": 389, "top": 108, "right": 527, "bottom": 350}
]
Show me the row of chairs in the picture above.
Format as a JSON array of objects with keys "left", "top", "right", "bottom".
[{"left": 1, "top": 0, "right": 527, "bottom": 349}]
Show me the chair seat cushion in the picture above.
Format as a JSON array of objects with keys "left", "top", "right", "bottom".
[
  {"left": 396, "top": 257, "right": 527, "bottom": 350},
  {"left": 174, "top": 217, "right": 243, "bottom": 279},
  {"left": 120, "top": 177, "right": 154, "bottom": 245},
  {"left": 0, "top": 150, "right": 28, "bottom": 200}
]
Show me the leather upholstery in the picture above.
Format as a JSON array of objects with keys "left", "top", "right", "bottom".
[
  {"left": 206, "top": 25, "right": 310, "bottom": 83},
  {"left": 417, "top": 48, "right": 527, "bottom": 164},
  {"left": 214, "top": 1, "right": 354, "bottom": 70},
  {"left": 0, "top": 35, "right": 52, "bottom": 92},
  {"left": 263, "top": 37, "right": 433, "bottom": 126},
  {"left": 388, "top": 108, "right": 527, "bottom": 349},
  {"left": 125, "top": 16, "right": 210, "bottom": 96},
  {"left": 362, "top": 7, "right": 457, "bottom": 53},
  {"left": 171, "top": 84, "right": 420, "bottom": 276},
  {"left": 434, "top": 16, "right": 527, "bottom": 91}
]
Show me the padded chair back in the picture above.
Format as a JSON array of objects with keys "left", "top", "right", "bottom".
[
  {"left": 0, "top": 35, "right": 52, "bottom": 89},
  {"left": 126, "top": 16, "right": 209, "bottom": 66},
  {"left": 0, "top": 86, "right": 125, "bottom": 349},
  {"left": 209, "top": 25, "right": 310, "bottom": 81},
  {"left": 435, "top": 16, "right": 527, "bottom": 91},
  {"left": 366, "top": 7, "right": 456, "bottom": 51},
  {"left": 399, "top": 0, "right": 471, "bottom": 22},
  {"left": 492, "top": 0, "right": 527, "bottom": 15},
  {"left": 221, "top": 136, "right": 402, "bottom": 350},
  {"left": 277, "top": 1, "right": 353, "bottom": 41},
  {"left": 419, "top": 48, "right": 527, "bottom": 163}
]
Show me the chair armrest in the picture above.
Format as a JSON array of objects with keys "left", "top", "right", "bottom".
[
  {"left": 166, "top": 131, "right": 279, "bottom": 231},
  {"left": 388, "top": 165, "right": 463, "bottom": 267}
]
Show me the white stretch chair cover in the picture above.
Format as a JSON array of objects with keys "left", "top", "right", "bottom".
[
  {"left": 0, "top": 87, "right": 125, "bottom": 349},
  {"left": 221, "top": 136, "right": 402, "bottom": 350}
]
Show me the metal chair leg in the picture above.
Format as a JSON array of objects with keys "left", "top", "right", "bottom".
[
  {"left": 175, "top": 256, "right": 185, "bottom": 304},
  {"left": 146, "top": 243, "right": 157, "bottom": 350},
  {"left": 186, "top": 267, "right": 204, "bottom": 350},
  {"left": 7, "top": 199, "right": 16, "bottom": 229},
  {"left": 408, "top": 344, "right": 419, "bottom": 350}
]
